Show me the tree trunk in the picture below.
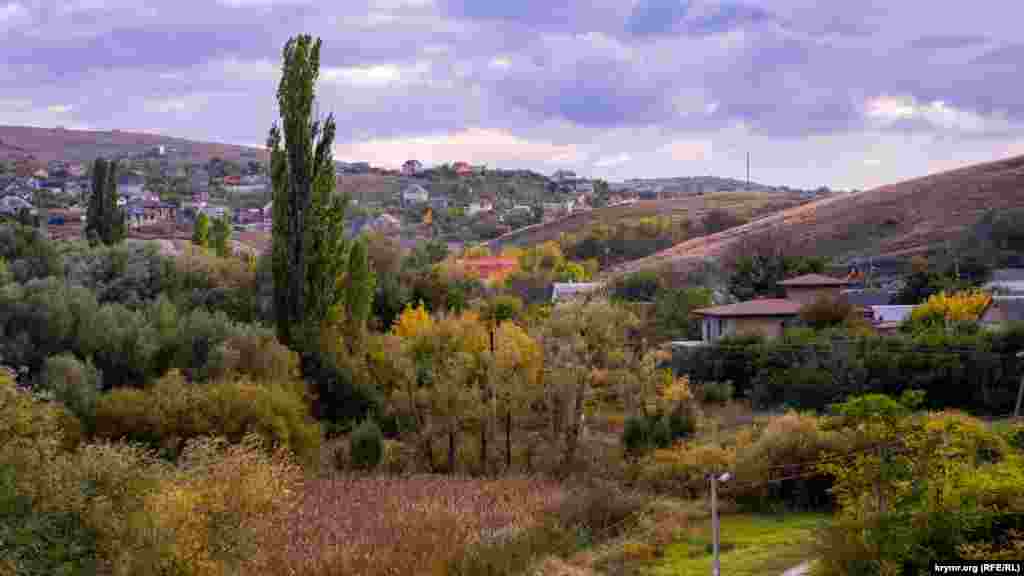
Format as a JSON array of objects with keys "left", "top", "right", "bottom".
[
  {"left": 506, "top": 409, "right": 513, "bottom": 472},
  {"left": 448, "top": 429, "right": 456, "bottom": 473},
  {"left": 562, "top": 371, "right": 587, "bottom": 471},
  {"left": 480, "top": 416, "right": 488, "bottom": 476}
]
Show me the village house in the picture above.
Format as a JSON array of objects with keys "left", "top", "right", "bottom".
[
  {"left": 453, "top": 161, "right": 473, "bottom": 177},
  {"left": 777, "top": 274, "right": 853, "bottom": 306},
  {"left": 552, "top": 169, "right": 576, "bottom": 182},
  {"left": 457, "top": 256, "right": 519, "bottom": 283},
  {"left": 429, "top": 195, "right": 449, "bottom": 211},
  {"left": 401, "top": 183, "right": 430, "bottom": 206},
  {"left": 467, "top": 198, "right": 494, "bottom": 216},
  {"left": 551, "top": 282, "right": 605, "bottom": 302},
  {"left": 693, "top": 273, "right": 855, "bottom": 343},
  {"left": 979, "top": 296, "right": 1024, "bottom": 330},
  {"left": 402, "top": 159, "right": 423, "bottom": 176},
  {"left": 982, "top": 269, "right": 1024, "bottom": 295}
]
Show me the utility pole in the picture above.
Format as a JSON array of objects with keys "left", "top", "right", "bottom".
[
  {"left": 1015, "top": 352, "right": 1024, "bottom": 419},
  {"left": 746, "top": 152, "right": 750, "bottom": 191}
]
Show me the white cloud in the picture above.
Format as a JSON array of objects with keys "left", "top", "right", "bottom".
[
  {"left": 322, "top": 62, "right": 428, "bottom": 87},
  {"left": 864, "top": 95, "right": 1013, "bottom": 134},
  {"left": 143, "top": 94, "right": 207, "bottom": 114},
  {"left": 488, "top": 56, "right": 512, "bottom": 71},
  {"left": 334, "top": 127, "right": 582, "bottom": 168},
  {"left": 46, "top": 104, "right": 73, "bottom": 113},
  {"left": 0, "top": 2, "right": 24, "bottom": 23},
  {"left": 593, "top": 153, "right": 631, "bottom": 168}
]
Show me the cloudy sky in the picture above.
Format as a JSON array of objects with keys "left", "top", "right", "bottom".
[{"left": 2, "top": 0, "right": 1022, "bottom": 189}]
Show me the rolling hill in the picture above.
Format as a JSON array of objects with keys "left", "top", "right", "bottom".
[
  {"left": 488, "top": 190, "right": 811, "bottom": 251},
  {"left": 0, "top": 125, "right": 268, "bottom": 165},
  {"left": 603, "top": 154, "right": 1024, "bottom": 281}
]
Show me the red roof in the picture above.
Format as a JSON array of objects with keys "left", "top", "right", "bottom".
[
  {"left": 779, "top": 274, "right": 852, "bottom": 287},
  {"left": 458, "top": 257, "right": 518, "bottom": 279},
  {"left": 692, "top": 299, "right": 802, "bottom": 317}
]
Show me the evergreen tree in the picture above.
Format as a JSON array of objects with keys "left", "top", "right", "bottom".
[
  {"left": 210, "top": 216, "right": 231, "bottom": 257},
  {"left": 86, "top": 158, "right": 125, "bottom": 246},
  {"left": 344, "top": 237, "right": 376, "bottom": 333},
  {"left": 192, "top": 213, "right": 210, "bottom": 248},
  {"left": 269, "top": 34, "right": 348, "bottom": 348}
]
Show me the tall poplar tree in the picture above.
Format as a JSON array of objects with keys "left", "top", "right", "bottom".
[
  {"left": 344, "top": 237, "right": 376, "bottom": 334},
  {"left": 86, "top": 158, "right": 125, "bottom": 246},
  {"left": 269, "top": 34, "right": 348, "bottom": 348}
]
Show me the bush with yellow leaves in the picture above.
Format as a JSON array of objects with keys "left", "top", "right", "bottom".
[
  {"left": 92, "top": 370, "right": 322, "bottom": 466},
  {"left": 908, "top": 288, "right": 992, "bottom": 331}
]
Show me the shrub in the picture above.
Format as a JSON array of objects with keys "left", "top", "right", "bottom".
[
  {"left": 731, "top": 411, "right": 840, "bottom": 511},
  {"left": 798, "top": 295, "right": 859, "bottom": 330},
  {"left": 0, "top": 463, "right": 99, "bottom": 576},
  {"left": 700, "top": 380, "right": 735, "bottom": 404},
  {"left": 650, "top": 415, "right": 673, "bottom": 449},
  {"left": 622, "top": 415, "right": 651, "bottom": 457},
  {"left": 554, "top": 482, "right": 647, "bottom": 540},
  {"left": 40, "top": 353, "right": 101, "bottom": 433},
  {"left": 667, "top": 404, "right": 698, "bottom": 439},
  {"left": 92, "top": 371, "right": 322, "bottom": 465},
  {"left": 350, "top": 419, "right": 384, "bottom": 470}
]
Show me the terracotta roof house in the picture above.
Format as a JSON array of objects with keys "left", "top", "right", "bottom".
[
  {"left": 778, "top": 274, "right": 853, "bottom": 306},
  {"left": 979, "top": 296, "right": 1024, "bottom": 330},
  {"left": 458, "top": 257, "right": 519, "bottom": 282},
  {"left": 692, "top": 273, "right": 854, "bottom": 343},
  {"left": 692, "top": 299, "right": 803, "bottom": 343},
  {"left": 453, "top": 161, "right": 473, "bottom": 176}
]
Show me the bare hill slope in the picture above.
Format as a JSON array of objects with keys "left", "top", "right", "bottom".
[
  {"left": 604, "top": 154, "right": 1024, "bottom": 280},
  {"left": 0, "top": 125, "right": 268, "bottom": 164}
]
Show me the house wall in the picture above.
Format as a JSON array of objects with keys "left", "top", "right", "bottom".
[
  {"left": 784, "top": 286, "right": 844, "bottom": 307},
  {"left": 702, "top": 316, "right": 789, "bottom": 342}
]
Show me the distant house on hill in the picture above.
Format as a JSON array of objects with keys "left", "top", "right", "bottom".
[
  {"left": 552, "top": 170, "right": 576, "bottom": 182},
  {"left": 401, "top": 184, "right": 430, "bottom": 205},
  {"left": 983, "top": 269, "right": 1024, "bottom": 295},
  {"left": 467, "top": 198, "right": 493, "bottom": 216},
  {"left": 979, "top": 296, "right": 1024, "bottom": 330},
  {"left": 551, "top": 282, "right": 605, "bottom": 302},
  {"left": 458, "top": 257, "right": 519, "bottom": 282},
  {"left": 453, "top": 161, "right": 472, "bottom": 177},
  {"left": 402, "top": 159, "right": 423, "bottom": 176}
]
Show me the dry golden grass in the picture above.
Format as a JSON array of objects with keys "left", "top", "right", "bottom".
[{"left": 267, "top": 474, "right": 566, "bottom": 576}]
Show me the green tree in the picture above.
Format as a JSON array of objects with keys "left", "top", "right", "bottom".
[
  {"left": 192, "top": 213, "right": 210, "bottom": 249},
  {"left": 344, "top": 238, "right": 376, "bottom": 334},
  {"left": 210, "top": 216, "right": 232, "bottom": 257},
  {"left": 268, "top": 34, "right": 348, "bottom": 348},
  {"left": 653, "top": 286, "right": 713, "bottom": 340},
  {"left": 85, "top": 158, "right": 126, "bottom": 246},
  {"left": 728, "top": 249, "right": 827, "bottom": 300}
]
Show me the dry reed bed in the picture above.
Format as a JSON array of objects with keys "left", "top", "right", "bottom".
[{"left": 271, "top": 474, "right": 567, "bottom": 576}]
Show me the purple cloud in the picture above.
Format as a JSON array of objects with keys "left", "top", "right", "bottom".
[{"left": 0, "top": 0, "right": 1021, "bottom": 190}]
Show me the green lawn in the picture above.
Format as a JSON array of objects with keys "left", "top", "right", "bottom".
[{"left": 649, "top": 513, "right": 827, "bottom": 576}]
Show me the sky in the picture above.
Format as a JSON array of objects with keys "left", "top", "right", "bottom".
[{"left": 1, "top": 0, "right": 1023, "bottom": 190}]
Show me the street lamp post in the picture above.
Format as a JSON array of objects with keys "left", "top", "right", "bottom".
[
  {"left": 1015, "top": 351, "right": 1024, "bottom": 419},
  {"left": 710, "top": 471, "right": 732, "bottom": 576}
]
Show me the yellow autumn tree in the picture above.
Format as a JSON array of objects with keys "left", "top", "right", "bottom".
[
  {"left": 909, "top": 289, "right": 992, "bottom": 330},
  {"left": 392, "top": 302, "right": 434, "bottom": 339}
]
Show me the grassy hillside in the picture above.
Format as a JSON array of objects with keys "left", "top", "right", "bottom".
[
  {"left": 490, "top": 191, "right": 809, "bottom": 251},
  {"left": 604, "top": 154, "right": 1024, "bottom": 281}
]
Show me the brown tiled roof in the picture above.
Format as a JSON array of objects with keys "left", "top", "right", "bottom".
[
  {"left": 779, "top": 274, "right": 852, "bottom": 287},
  {"left": 692, "top": 298, "right": 802, "bottom": 317}
]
